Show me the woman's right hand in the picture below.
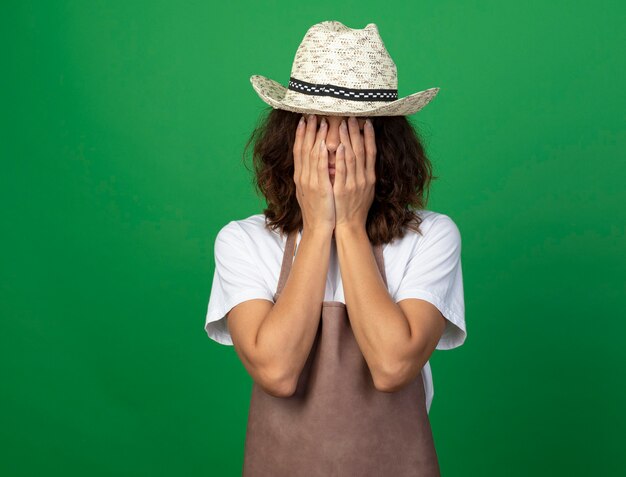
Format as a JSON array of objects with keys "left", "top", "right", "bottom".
[{"left": 293, "top": 114, "right": 335, "bottom": 234}]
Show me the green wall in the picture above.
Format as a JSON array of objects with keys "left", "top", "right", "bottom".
[{"left": 2, "top": 1, "right": 624, "bottom": 475}]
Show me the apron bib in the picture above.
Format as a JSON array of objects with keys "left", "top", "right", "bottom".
[{"left": 242, "top": 228, "right": 440, "bottom": 476}]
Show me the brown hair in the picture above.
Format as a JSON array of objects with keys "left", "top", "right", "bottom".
[{"left": 242, "top": 107, "right": 438, "bottom": 245}]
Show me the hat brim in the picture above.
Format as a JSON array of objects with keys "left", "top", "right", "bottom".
[{"left": 250, "top": 75, "right": 439, "bottom": 116}]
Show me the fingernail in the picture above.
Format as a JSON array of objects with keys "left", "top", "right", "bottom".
[
  {"left": 320, "top": 118, "right": 326, "bottom": 128},
  {"left": 366, "top": 118, "right": 373, "bottom": 128},
  {"left": 341, "top": 120, "right": 347, "bottom": 130},
  {"left": 298, "top": 116, "right": 305, "bottom": 127}
]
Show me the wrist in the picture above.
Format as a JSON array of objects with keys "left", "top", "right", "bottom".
[
  {"left": 334, "top": 221, "right": 367, "bottom": 240},
  {"left": 302, "top": 224, "right": 334, "bottom": 241}
]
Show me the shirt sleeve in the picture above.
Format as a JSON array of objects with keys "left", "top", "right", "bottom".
[
  {"left": 394, "top": 214, "right": 466, "bottom": 350},
  {"left": 204, "top": 221, "right": 275, "bottom": 346}
]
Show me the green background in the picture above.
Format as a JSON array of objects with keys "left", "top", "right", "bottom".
[{"left": 2, "top": 1, "right": 625, "bottom": 475}]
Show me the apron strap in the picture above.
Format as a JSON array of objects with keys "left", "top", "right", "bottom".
[
  {"left": 274, "top": 228, "right": 299, "bottom": 301},
  {"left": 373, "top": 241, "right": 388, "bottom": 288}
]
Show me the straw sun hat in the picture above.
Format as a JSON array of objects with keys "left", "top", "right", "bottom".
[{"left": 250, "top": 20, "right": 440, "bottom": 117}]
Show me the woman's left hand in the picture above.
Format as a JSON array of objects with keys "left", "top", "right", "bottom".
[{"left": 333, "top": 116, "right": 377, "bottom": 230}]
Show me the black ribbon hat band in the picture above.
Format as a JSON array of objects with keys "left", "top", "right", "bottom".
[{"left": 288, "top": 76, "right": 398, "bottom": 102}]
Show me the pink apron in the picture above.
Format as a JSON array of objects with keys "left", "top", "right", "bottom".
[{"left": 242, "top": 228, "right": 441, "bottom": 476}]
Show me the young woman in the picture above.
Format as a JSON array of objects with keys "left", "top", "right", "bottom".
[{"left": 205, "top": 20, "right": 466, "bottom": 477}]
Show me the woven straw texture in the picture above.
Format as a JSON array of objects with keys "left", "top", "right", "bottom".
[{"left": 250, "top": 21, "right": 440, "bottom": 116}]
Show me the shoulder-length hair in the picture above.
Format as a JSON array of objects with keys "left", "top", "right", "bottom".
[{"left": 242, "top": 108, "right": 438, "bottom": 245}]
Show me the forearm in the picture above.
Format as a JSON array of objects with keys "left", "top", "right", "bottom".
[
  {"left": 335, "top": 223, "right": 417, "bottom": 389},
  {"left": 256, "top": 226, "right": 333, "bottom": 389}
]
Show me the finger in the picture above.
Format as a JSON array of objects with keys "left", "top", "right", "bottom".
[
  {"left": 318, "top": 136, "right": 331, "bottom": 189},
  {"left": 317, "top": 118, "right": 330, "bottom": 184},
  {"left": 364, "top": 118, "right": 377, "bottom": 181},
  {"left": 347, "top": 116, "right": 366, "bottom": 187},
  {"left": 334, "top": 142, "right": 346, "bottom": 191},
  {"left": 339, "top": 119, "right": 356, "bottom": 188},
  {"left": 302, "top": 114, "right": 317, "bottom": 182},
  {"left": 313, "top": 117, "right": 328, "bottom": 187},
  {"left": 347, "top": 116, "right": 364, "bottom": 163},
  {"left": 293, "top": 115, "right": 306, "bottom": 182}
]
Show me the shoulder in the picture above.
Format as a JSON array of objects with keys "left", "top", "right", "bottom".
[
  {"left": 418, "top": 210, "right": 462, "bottom": 246},
  {"left": 215, "top": 213, "right": 283, "bottom": 257},
  {"left": 216, "top": 213, "right": 272, "bottom": 239},
  {"left": 390, "top": 209, "right": 461, "bottom": 250}
]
